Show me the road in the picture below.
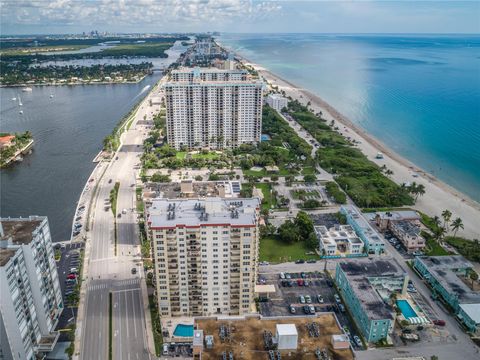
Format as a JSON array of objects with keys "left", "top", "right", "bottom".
[{"left": 77, "top": 81, "right": 164, "bottom": 360}]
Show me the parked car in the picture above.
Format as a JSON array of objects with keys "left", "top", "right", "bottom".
[
  {"left": 279, "top": 272, "right": 285, "bottom": 279},
  {"left": 317, "top": 295, "right": 324, "bottom": 303},
  {"left": 326, "top": 279, "right": 333, "bottom": 287},
  {"left": 303, "top": 305, "right": 310, "bottom": 314},
  {"left": 67, "top": 274, "right": 76, "bottom": 279},
  {"left": 65, "top": 279, "right": 76, "bottom": 284},
  {"left": 285, "top": 273, "right": 291, "bottom": 279},
  {"left": 300, "top": 272, "right": 306, "bottom": 278},
  {"left": 299, "top": 295, "right": 306, "bottom": 304},
  {"left": 433, "top": 319, "right": 446, "bottom": 326},
  {"left": 295, "top": 259, "right": 305, "bottom": 264},
  {"left": 286, "top": 281, "right": 293, "bottom": 287},
  {"left": 305, "top": 295, "right": 312, "bottom": 304},
  {"left": 353, "top": 335, "right": 362, "bottom": 347},
  {"left": 289, "top": 305, "right": 296, "bottom": 314},
  {"left": 308, "top": 305, "right": 315, "bottom": 314},
  {"left": 334, "top": 294, "right": 341, "bottom": 303},
  {"left": 306, "top": 259, "right": 316, "bottom": 264},
  {"left": 70, "top": 268, "right": 78, "bottom": 273},
  {"left": 297, "top": 279, "right": 304, "bottom": 286},
  {"left": 339, "top": 304, "right": 346, "bottom": 312}
]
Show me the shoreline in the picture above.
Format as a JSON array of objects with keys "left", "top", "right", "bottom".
[
  {"left": 0, "top": 74, "right": 151, "bottom": 88},
  {"left": 223, "top": 45, "right": 480, "bottom": 238}
]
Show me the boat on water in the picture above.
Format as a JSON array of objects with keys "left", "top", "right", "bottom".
[
  {"left": 22, "top": 87, "right": 33, "bottom": 92},
  {"left": 11, "top": 97, "right": 16, "bottom": 101},
  {"left": 50, "top": 94, "right": 54, "bottom": 98},
  {"left": 19, "top": 110, "right": 23, "bottom": 114},
  {"left": 18, "top": 96, "right": 23, "bottom": 106}
]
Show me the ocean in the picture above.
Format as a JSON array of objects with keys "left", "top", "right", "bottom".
[{"left": 219, "top": 34, "right": 480, "bottom": 203}]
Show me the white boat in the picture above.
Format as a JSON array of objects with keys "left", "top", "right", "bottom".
[
  {"left": 22, "top": 87, "right": 33, "bottom": 92},
  {"left": 11, "top": 97, "right": 16, "bottom": 101},
  {"left": 50, "top": 94, "right": 54, "bottom": 98},
  {"left": 18, "top": 96, "right": 23, "bottom": 106},
  {"left": 19, "top": 110, "right": 23, "bottom": 114}
]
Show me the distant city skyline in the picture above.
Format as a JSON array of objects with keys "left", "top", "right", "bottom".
[{"left": 1, "top": 0, "right": 479, "bottom": 36}]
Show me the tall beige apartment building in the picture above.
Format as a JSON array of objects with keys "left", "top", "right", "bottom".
[
  {"left": 164, "top": 68, "right": 263, "bottom": 150},
  {"left": 146, "top": 197, "right": 260, "bottom": 317}
]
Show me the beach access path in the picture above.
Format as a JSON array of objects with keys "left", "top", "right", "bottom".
[{"left": 244, "top": 60, "right": 480, "bottom": 239}]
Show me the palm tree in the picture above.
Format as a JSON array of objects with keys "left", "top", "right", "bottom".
[
  {"left": 441, "top": 209, "right": 452, "bottom": 231},
  {"left": 432, "top": 215, "right": 441, "bottom": 230},
  {"left": 451, "top": 217, "right": 464, "bottom": 238},
  {"left": 469, "top": 270, "right": 478, "bottom": 288},
  {"left": 415, "top": 184, "right": 426, "bottom": 201},
  {"left": 385, "top": 169, "right": 394, "bottom": 176}
]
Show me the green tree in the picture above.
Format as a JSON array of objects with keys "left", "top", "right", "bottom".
[
  {"left": 451, "top": 217, "right": 464, "bottom": 238},
  {"left": 305, "top": 232, "right": 318, "bottom": 250},
  {"left": 294, "top": 211, "right": 314, "bottom": 240},
  {"left": 441, "top": 209, "right": 452, "bottom": 231},
  {"left": 303, "top": 174, "right": 316, "bottom": 183},
  {"left": 278, "top": 220, "right": 301, "bottom": 243}
]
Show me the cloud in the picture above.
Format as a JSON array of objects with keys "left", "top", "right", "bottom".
[{"left": 0, "top": 0, "right": 282, "bottom": 31}]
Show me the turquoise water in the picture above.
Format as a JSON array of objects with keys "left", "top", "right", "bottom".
[
  {"left": 173, "top": 324, "right": 194, "bottom": 337},
  {"left": 397, "top": 299, "right": 418, "bottom": 319},
  {"left": 219, "top": 34, "right": 480, "bottom": 202}
]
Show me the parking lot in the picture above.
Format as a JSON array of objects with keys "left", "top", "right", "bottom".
[
  {"left": 54, "top": 241, "right": 84, "bottom": 340},
  {"left": 258, "top": 270, "right": 364, "bottom": 350}
]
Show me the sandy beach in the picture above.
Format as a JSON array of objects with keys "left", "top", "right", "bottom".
[{"left": 235, "top": 55, "right": 479, "bottom": 239}]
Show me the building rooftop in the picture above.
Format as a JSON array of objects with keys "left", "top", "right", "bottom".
[
  {"left": 366, "top": 210, "right": 420, "bottom": 222},
  {"left": 148, "top": 197, "right": 260, "bottom": 229},
  {"left": 315, "top": 225, "right": 363, "bottom": 245},
  {"left": 459, "top": 303, "right": 480, "bottom": 324},
  {"left": 0, "top": 248, "right": 17, "bottom": 267},
  {"left": 172, "top": 68, "right": 247, "bottom": 74},
  {"left": 417, "top": 256, "right": 480, "bottom": 304},
  {"left": 341, "top": 206, "right": 384, "bottom": 245},
  {"left": 1, "top": 217, "right": 43, "bottom": 244},
  {"left": 338, "top": 258, "right": 406, "bottom": 320},
  {"left": 392, "top": 220, "right": 421, "bottom": 236},
  {"left": 276, "top": 324, "right": 298, "bottom": 336}
]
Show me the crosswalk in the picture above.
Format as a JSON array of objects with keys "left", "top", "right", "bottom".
[
  {"left": 87, "top": 278, "right": 140, "bottom": 292},
  {"left": 88, "top": 283, "right": 108, "bottom": 291}
]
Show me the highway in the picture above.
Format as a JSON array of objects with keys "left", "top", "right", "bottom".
[{"left": 77, "top": 81, "right": 164, "bottom": 360}]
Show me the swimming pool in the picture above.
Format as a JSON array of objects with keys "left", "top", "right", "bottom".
[
  {"left": 397, "top": 299, "right": 418, "bottom": 319},
  {"left": 173, "top": 324, "right": 194, "bottom": 337}
]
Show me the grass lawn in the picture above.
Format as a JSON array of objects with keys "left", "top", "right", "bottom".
[
  {"left": 175, "top": 151, "right": 186, "bottom": 159},
  {"left": 255, "top": 183, "right": 277, "bottom": 210},
  {"left": 425, "top": 235, "right": 451, "bottom": 256},
  {"left": 192, "top": 152, "right": 219, "bottom": 160},
  {"left": 301, "top": 166, "right": 316, "bottom": 175},
  {"left": 260, "top": 236, "right": 319, "bottom": 264},
  {"left": 243, "top": 169, "right": 267, "bottom": 178}
]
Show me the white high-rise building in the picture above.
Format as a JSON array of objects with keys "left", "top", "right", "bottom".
[
  {"left": 266, "top": 93, "right": 288, "bottom": 112},
  {"left": 164, "top": 68, "right": 263, "bottom": 150},
  {"left": 146, "top": 197, "right": 260, "bottom": 318},
  {"left": 0, "top": 217, "right": 62, "bottom": 360}
]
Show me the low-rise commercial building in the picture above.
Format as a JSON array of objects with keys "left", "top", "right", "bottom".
[
  {"left": 414, "top": 256, "right": 480, "bottom": 334},
  {"left": 0, "top": 217, "right": 63, "bottom": 360},
  {"left": 335, "top": 258, "right": 408, "bottom": 342},
  {"left": 370, "top": 210, "right": 425, "bottom": 252},
  {"left": 315, "top": 225, "right": 364, "bottom": 258},
  {"left": 146, "top": 197, "right": 260, "bottom": 318},
  {"left": 266, "top": 94, "right": 288, "bottom": 112},
  {"left": 389, "top": 221, "right": 425, "bottom": 253},
  {"left": 340, "top": 205, "right": 385, "bottom": 255}
]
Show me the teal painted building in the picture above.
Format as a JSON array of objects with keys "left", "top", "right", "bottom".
[
  {"left": 340, "top": 205, "right": 385, "bottom": 255},
  {"left": 414, "top": 256, "right": 480, "bottom": 334},
  {"left": 335, "top": 258, "right": 407, "bottom": 342}
]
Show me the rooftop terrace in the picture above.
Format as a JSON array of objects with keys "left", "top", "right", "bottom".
[
  {"left": 341, "top": 205, "right": 383, "bottom": 245},
  {"left": 0, "top": 248, "right": 17, "bottom": 267}
]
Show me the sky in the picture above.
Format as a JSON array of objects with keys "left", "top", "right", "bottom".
[{"left": 1, "top": 0, "right": 479, "bottom": 36}]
